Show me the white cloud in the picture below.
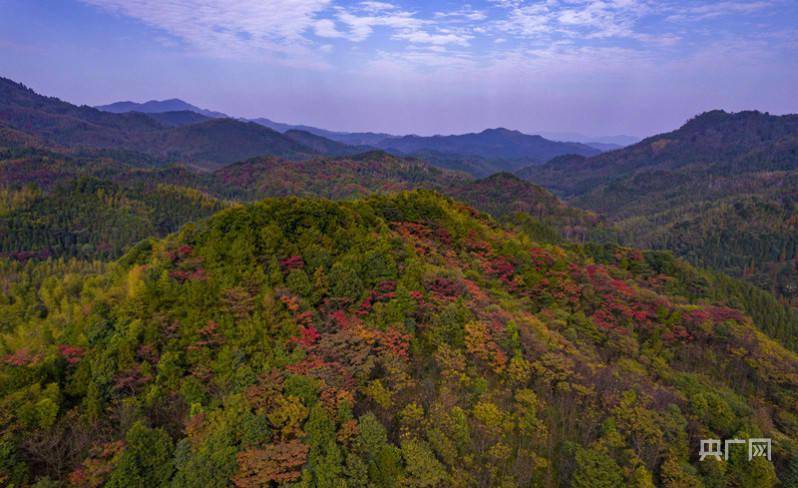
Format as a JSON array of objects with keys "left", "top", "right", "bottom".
[
  {"left": 333, "top": 4, "right": 472, "bottom": 46},
  {"left": 666, "top": 1, "right": 774, "bottom": 21},
  {"left": 80, "top": 0, "right": 333, "bottom": 66},
  {"left": 314, "top": 18, "right": 346, "bottom": 38}
]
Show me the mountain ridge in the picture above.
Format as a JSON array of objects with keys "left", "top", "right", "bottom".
[{"left": 519, "top": 109, "right": 798, "bottom": 304}]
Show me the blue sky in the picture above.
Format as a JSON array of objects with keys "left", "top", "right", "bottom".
[{"left": 1, "top": 0, "right": 797, "bottom": 137}]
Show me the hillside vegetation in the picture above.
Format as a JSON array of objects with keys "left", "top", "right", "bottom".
[
  {"left": 1, "top": 192, "right": 797, "bottom": 486},
  {"left": 520, "top": 110, "right": 798, "bottom": 305}
]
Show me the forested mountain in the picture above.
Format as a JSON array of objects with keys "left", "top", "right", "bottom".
[
  {"left": 377, "top": 128, "right": 601, "bottom": 176},
  {"left": 0, "top": 146, "right": 606, "bottom": 262},
  {"left": 282, "top": 130, "right": 370, "bottom": 157},
  {"left": 1, "top": 192, "right": 796, "bottom": 486},
  {"left": 0, "top": 78, "right": 321, "bottom": 168},
  {"left": 251, "top": 118, "right": 398, "bottom": 147},
  {"left": 0, "top": 177, "right": 225, "bottom": 260},
  {"left": 95, "top": 99, "right": 228, "bottom": 118},
  {"left": 520, "top": 110, "right": 798, "bottom": 304},
  {"left": 144, "top": 111, "right": 212, "bottom": 128}
]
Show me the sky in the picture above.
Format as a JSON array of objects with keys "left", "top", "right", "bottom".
[{"left": 1, "top": 0, "right": 797, "bottom": 138}]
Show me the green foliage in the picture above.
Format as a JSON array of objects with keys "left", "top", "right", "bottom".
[
  {"left": 0, "top": 191, "right": 794, "bottom": 487},
  {"left": 571, "top": 446, "right": 625, "bottom": 488},
  {"left": 106, "top": 421, "right": 174, "bottom": 488}
]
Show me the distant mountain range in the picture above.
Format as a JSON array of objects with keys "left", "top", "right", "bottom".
[
  {"left": 17, "top": 77, "right": 798, "bottom": 306},
  {"left": 520, "top": 109, "right": 798, "bottom": 304},
  {"left": 539, "top": 131, "right": 640, "bottom": 147},
  {"left": 0, "top": 77, "right": 320, "bottom": 168},
  {"left": 95, "top": 98, "right": 228, "bottom": 118},
  {"left": 373, "top": 128, "right": 601, "bottom": 173},
  {"left": 94, "top": 97, "right": 620, "bottom": 175}
]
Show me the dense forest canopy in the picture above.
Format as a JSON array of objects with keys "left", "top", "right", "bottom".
[
  {"left": 2, "top": 76, "right": 798, "bottom": 487},
  {"left": 1, "top": 192, "right": 797, "bottom": 486},
  {"left": 520, "top": 110, "right": 798, "bottom": 306}
]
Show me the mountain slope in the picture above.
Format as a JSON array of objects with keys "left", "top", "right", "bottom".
[
  {"left": 0, "top": 149, "right": 605, "bottom": 260},
  {"left": 520, "top": 110, "right": 798, "bottom": 303},
  {"left": 144, "top": 110, "right": 212, "bottom": 127},
  {"left": 521, "top": 110, "right": 798, "bottom": 199},
  {"left": 0, "top": 78, "right": 319, "bottom": 167},
  {"left": 0, "top": 176, "right": 225, "bottom": 259},
  {"left": 378, "top": 128, "right": 601, "bottom": 175},
  {"left": 282, "top": 130, "right": 369, "bottom": 157},
  {"left": 210, "top": 153, "right": 606, "bottom": 243},
  {"left": 150, "top": 119, "right": 315, "bottom": 167},
  {"left": 251, "top": 117, "right": 397, "bottom": 147},
  {"left": 96, "top": 98, "right": 228, "bottom": 118},
  {"left": 1, "top": 191, "right": 795, "bottom": 486}
]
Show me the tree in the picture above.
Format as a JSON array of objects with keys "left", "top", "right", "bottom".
[
  {"left": 400, "top": 439, "right": 448, "bottom": 488},
  {"left": 105, "top": 422, "right": 174, "bottom": 488},
  {"left": 233, "top": 440, "right": 309, "bottom": 487},
  {"left": 570, "top": 447, "right": 624, "bottom": 488}
]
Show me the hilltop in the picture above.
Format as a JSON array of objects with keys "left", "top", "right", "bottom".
[
  {"left": 520, "top": 110, "right": 798, "bottom": 304},
  {"left": 1, "top": 191, "right": 795, "bottom": 486},
  {"left": 0, "top": 78, "right": 323, "bottom": 168}
]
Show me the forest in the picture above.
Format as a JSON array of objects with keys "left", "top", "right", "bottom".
[
  {"left": 2, "top": 77, "right": 798, "bottom": 487},
  {"left": 1, "top": 191, "right": 797, "bottom": 487}
]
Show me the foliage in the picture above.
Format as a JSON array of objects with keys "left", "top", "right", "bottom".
[{"left": 0, "top": 191, "right": 794, "bottom": 486}]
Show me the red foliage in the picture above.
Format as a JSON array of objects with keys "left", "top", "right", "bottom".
[
  {"left": 169, "top": 267, "right": 207, "bottom": 283},
  {"left": 685, "top": 309, "right": 712, "bottom": 326},
  {"left": 2, "top": 348, "right": 41, "bottom": 367},
  {"left": 279, "top": 293, "right": 301, "bottom": 312},
  {"left": 529, "top": 247, "right": 556, "bottom": 270},
  {"left": 484, "top": 255, "right": 519, "bottom": 290},
  {"left": 68, "top": 440, "right": 125, "bottom": 488},
  {"left": 291, "top": 325, "right": 320, "bottom": 349},
  {"left": 113, "top": 366, "right": 151, "bottom": 393},
  {"left": 426, "top": 277, "right": 464, "bottom": 299},
  {"left": 706, "top": 306, "right": 746, "bottom": 324},
  {"left": 663, "top": 325, "right": 693, "bottom": 344},
  {"left": 434, "top": 227, "right": 453, "bottom": 246},
  {"left": 58, "top": 344, "right": 86, "bottom": 364},
  {"left": 328, "top": 310, "right": 356, "bottom": 330},
  {"left": 356, "top": 286, "right": 398, "bottom": 316},
  {"left": 378, "top": 280, "right": 397, "bottom": 293},
  {"left": 233, "top": 440, "right": 310, "bottom": 487},
  {"left": 466, "top": 237, "right": 493, "bottom": 256},
  {"left": 167, "top": 244, "right": 194, "bottom": 262},
  {"left": 280, "top": 255, "right": 305, "bottom": 271},
  {"left": 188, "top": 320, "right": 225, "bottom": 351},
  {"left": 377, "top": 327, "right": 410, "bottom": 360},
  {"left": 295, "top": 311, "right": 315, "bottom": 327}
]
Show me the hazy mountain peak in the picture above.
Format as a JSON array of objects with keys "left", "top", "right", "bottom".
[{"left": 95, "top": 98, "right": 228, "bottom": 118}]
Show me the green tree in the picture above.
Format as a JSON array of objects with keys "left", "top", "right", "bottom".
[
  {"left": 571, "top": 447, "right": 624, "bottom": 488},
  {"left": 106, "top": 421, "right": 174, "bottom": 488},
  {"left": 400, "top": 439, "right": 448, "bottom": 488}
]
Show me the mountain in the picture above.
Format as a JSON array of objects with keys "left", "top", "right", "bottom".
[
  {"left": 584, "top": 142, "right": 622, "bottom": 152},
  {"left": 148, "top": 119, "right": 314, "bottom": 167},
  {"left": 96, "top": 98, "right": 228, "bottom": 118},
  {"left": 0, "top": 77, "right": 321, "bottom": 168},
  {"left": 144, "top": 110, "right": 212, "bottom": 127},
  {"left": 282, "top": 129, "right": 370, "bottom": 157},
  {"left": 540, "top": 132, "right": 641, "bottom": 147},
  {"left": 0, "top": 146, "right": 608, "bottom": 262},
  {"left": 376, "top": 128, "right": 601, "bottom": 175},
  {"left": 0, "top": 76, "right": 163, "bottom": 148},
  {"left": 251, "top": 117, "right": 398, "bottom": 146},
  {"left": 0, "top": 176, "right": 225, "bottom": 260},
  {"left": 520, "top": 110, "right": 798, "bottom": 304},
  {"left": 1, "top": 190, "right": 796, "bottom": 486}
]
